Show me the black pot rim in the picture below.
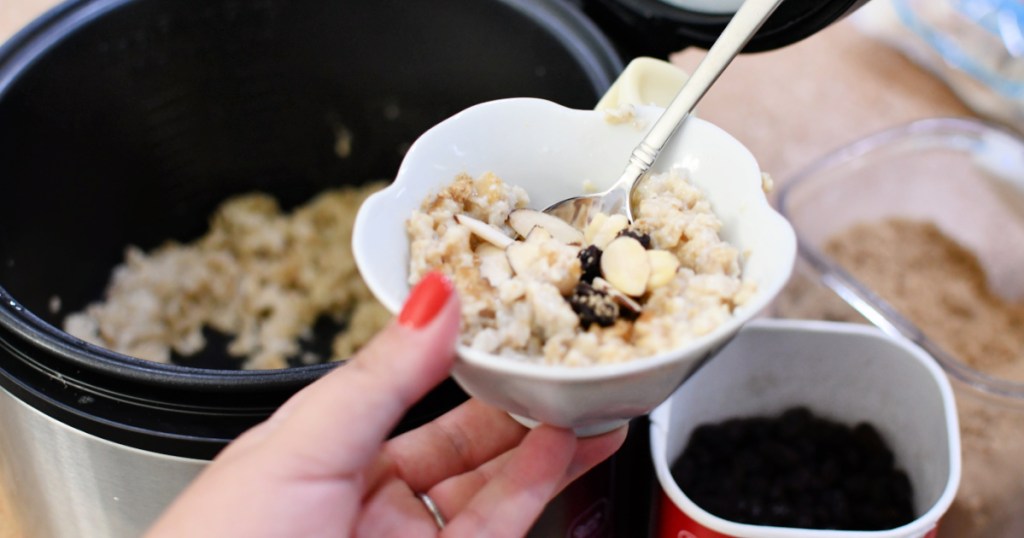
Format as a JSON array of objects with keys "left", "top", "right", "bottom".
[{"left": 0, "top": 290, "right": 332, "bottom": 391}]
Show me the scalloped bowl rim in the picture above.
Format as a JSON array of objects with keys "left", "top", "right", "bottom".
[{"left": 354, "top": 97, "right": 796, "bottom": 381}]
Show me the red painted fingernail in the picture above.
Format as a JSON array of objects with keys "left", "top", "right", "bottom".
[{"left": 398, "top": 272, "right": 454, "bottom": 329}]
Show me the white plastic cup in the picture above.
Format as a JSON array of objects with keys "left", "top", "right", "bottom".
[{"left": 650, "top": 319, "right": 961, "bottom": 538}]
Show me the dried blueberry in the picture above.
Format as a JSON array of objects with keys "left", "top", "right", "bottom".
[
  {"left": 577, "top": 245, "right": 602, "bottom": 283},
  {"left": 669, "top": 406, "right": 915, "bottom": 531},
  {"left": 567, "top": 281, "right": 618, "bottom": 328},
  {"left": 616, "top": 228, "right": 652, "bottom": 249}
]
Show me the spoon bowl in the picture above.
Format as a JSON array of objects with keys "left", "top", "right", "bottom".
[{"left": 353, "top": 97, "right": 796, "bottom": 434}]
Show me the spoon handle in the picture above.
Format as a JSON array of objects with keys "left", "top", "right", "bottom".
[{"left": 619, "top": 0, "right": 786, "bottom": 185}]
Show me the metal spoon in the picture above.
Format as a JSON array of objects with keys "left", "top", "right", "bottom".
[{"left": 544, "top": 0, "right": 785, "bottom": 226}]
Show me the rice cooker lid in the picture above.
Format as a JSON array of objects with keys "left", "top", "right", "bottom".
[{"left": 583, "top": 0, "right": 873, "bottom": 56}]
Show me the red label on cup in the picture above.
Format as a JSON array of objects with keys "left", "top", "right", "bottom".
[
  {"left": 659, "top": 491, "right": 942, "bottom": 538},
  {"left": 658, "top": 492, "right": 733, "bottom": 538}
]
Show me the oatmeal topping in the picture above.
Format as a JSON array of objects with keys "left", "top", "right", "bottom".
[
  {"left": 568, "top": 281, "right": 619, "bottom": 329},
  {"left": 600, "top": 236, "right": 650, "bottom": 297},
  {"left": 406, "top": 169, "right": 753, "bottom": 365}
]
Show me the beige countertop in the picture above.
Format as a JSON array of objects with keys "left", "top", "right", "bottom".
[{"left": 0, "top": 2, "right": 972, "bottom": 537}]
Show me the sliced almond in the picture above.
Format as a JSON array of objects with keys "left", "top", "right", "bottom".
[
  {"left": 508, "top": 208, "right": 584, "bottom": 245},
  {"left": 646, "top": 249, "right": 680, "bottom": 291},
  {"left": 454, "top": 214, "right": 513, "bottom": 249},
  {"left": 600, "top": 236, "right": 650, "bottom": 296},
  {"left": 504, "top": 227, "right": 582, "bottom": 295},
  {"left": 589, "top": 213, "right": 630, "bottom": 249},
  {"left": 505, "top": 241, "right": 542, "bottom": 278},
  {"left": 592, "top": 277, "right": 642, "bottom": 316},
  {"left": 584, "top": 213, "right": 609, "bottom": 244},
  {"left": 477, "top": 244, "right": 513, "bottom": 286},
  {"left": 523, "top": 226, "right": 553, "bottom": 244}
]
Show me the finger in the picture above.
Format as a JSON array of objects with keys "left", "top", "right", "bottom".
[
  {"left": 566, "top": 424, "right": 629, "bottom": 478},
  {"left": 426, "top": 448, "right": 512, "bottom": 521},
  {"left": 427, "top": 424, "right": 628, "bottom": 521},
  {"left": 380, "top": 399, "right": 529, "bottom": 492},
  {"left": 263, "top": 273, "right": 461, "bottom": 477},
  {"left": 443, "top": 425, "right": 578, "bottom": 537},
  {"left": 355, "top": 480, "right": 438, "bottom": 538},
  {"left": 213, "top": 420, "right": 275, "bottom": 462}
]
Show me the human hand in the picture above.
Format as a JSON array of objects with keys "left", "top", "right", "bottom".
[{"left": 146, "top": 272, "right": 627, "bottom": 537}]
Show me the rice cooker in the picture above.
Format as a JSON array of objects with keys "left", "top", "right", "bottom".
[{"left": 0, "top": 0, "right": 869, "bottom": 536}]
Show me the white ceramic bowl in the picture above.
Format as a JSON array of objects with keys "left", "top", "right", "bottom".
[{"left": 353, "top": 97, "right": 796, "bottom": 435}]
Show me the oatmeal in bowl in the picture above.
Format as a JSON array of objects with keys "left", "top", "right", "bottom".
[
  {"left": 407, "top": 169, "right": 754, "bottom": 367},
  {"left": 353, "top": 98, "right": 796, "bottom": 434}
]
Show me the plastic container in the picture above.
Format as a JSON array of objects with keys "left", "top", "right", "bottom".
[
  {"left": 774, "top": 117, "right": 1024, "bottom": 537},
  {"left": 650, "top": 319, "right": 960, "bottom": 538}
]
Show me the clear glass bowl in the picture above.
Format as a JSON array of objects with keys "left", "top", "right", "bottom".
[
  {"left": 774, "top": 117, "right": 1024, "bottom": 538},
  {"left": 854, "top": 0, "right": 1024, "bottom": 131}
]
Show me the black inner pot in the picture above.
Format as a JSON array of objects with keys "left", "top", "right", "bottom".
[{"left": 0, "top": 0, "right": 622, "bottom": 458}]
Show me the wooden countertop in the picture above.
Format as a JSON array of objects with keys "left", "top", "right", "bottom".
[{"left": 0, "top": 2, "right": 972, "bottom": 537}]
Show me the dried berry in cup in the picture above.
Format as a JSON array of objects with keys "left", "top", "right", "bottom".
[{"left": 670, "top": 406, "right": 915, "bottom": 531}]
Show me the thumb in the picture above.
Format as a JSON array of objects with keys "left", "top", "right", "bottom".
[{"left": 262, "top": 272, "right": 461, "bottom": 476}]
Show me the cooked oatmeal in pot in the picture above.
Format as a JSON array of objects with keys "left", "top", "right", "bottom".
[
  {"left": 407, "top": 169, "right": 754, "bottom": 366},
  {"left": 64, "top": 183, "right": 391, "bottom": 370}
]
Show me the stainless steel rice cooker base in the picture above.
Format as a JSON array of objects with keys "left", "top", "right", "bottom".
[{"left": 0, "top": 384, "right": 204, "bottom": 536}]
